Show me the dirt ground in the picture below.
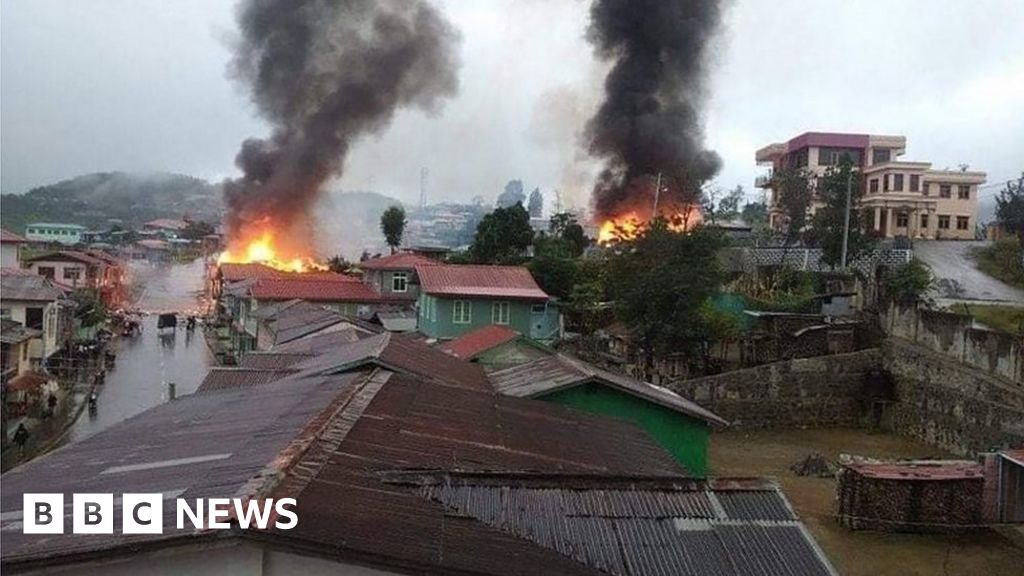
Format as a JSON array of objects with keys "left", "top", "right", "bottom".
[{"left": 710, "top": 428, "right": 1024, "bottom": 576}]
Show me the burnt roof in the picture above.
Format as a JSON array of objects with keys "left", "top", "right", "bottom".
[{"left": 488, "top": 354, "right": 728, "bottom": 427}]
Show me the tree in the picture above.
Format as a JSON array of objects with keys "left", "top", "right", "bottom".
[
  {"left": 717, "top": 185, "right": 745, "bottom": 220},
  {"left": 996, "top": 172, "right": 1024, "bottom": 241},
  {"left": 807, "top": 157, "right": 875, "bottom": 269},
  {"left": 740, "top": 201, "right": 768, "bottom": 228},
  {"left": 380, "top": 205, "right": 406, "bottom": 254},
  {"left": 606, "top": 219, "right": 726, "bottom": 370},
  {"left": 549, "top": 212, "right": 588, "bottom": 258},
  {"left": 527, "top": 187, "right": 544, "bottom": 218},
  {"left": 496, "top": 179, "right": 526, "bottom": 208},
  {"left": 469, "top": 203, "right": 533, "bottom": 264},
  {"left": 882, "top": 259, "right": 933, "bottom": 303},
  {"left": 327, "top": 255, "right": 351, "bottom": 273},
  {"left": 773, "top": 167, "right": 812, "bottom": 242},
  {"left": 528, "top": 253, "right": 578, "bottom": 300}
]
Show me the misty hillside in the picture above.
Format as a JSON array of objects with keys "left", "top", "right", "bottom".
[
  {"left": 0, "top": 172, "right": 224, "bottom": 233},
  {"left": 317, "top": 190, "right": 409, "bottom": 258}
]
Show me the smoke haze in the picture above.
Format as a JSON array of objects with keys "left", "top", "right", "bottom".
[
  {"left": 586, "top": 0, "right": 723, "bottom": 219},
  {"left": 222, "top": 0, "right": 460, "bottom": 255}
]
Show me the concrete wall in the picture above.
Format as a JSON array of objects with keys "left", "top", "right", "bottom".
[
  {"left": 881, "top": 338, "right": 1024, "bottom": 456},
  {"left": 665, "top": 349, "right": 881, "bottom": 429},
  {"left": 884, "top": 302, "right": 1022, "bottom": 384}
]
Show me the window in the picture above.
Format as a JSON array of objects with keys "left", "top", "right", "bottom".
[
  {"left": 491, "top": 301, "right": 510, "bottom": 325},
  {"left": 452, "top": 300, "right": 471, "bottom": 324},
  {"left": 869, "top": 178, "right": 879, "bottom": 193},
  {"left": 909, "top": 174, "right": 919, "bottom": 192},
  {"left": 892, "top": 174, "right": 904, "bottom": 191},
  {"left": 817, "top": 147, "right": 862, "bottom": 166},
  {"left": 957, "top": 185, "right": 970, "bottom": 200},
  {"left": 531, "top": 304, "right": 547, "bottom": 314},
  {"left": 938, "top": 215, "right": 950, "bottom": 229},
  {"left": 26, "top": 307, "right": 44, "bottom": 329},
  {"left": 391, "top": 272, "right": 408, "bottom": 293},
  {"left": 0, "top": 307, "right": 10, "bottom": 319},
  {"left": 896, "top": 212, "right": 909, "bottom": 228},
  {"left": 921, "top": 181, "right": 929, "bottom": 196},
  {"left": 939, "top": 184, "right": 952, "bottom": 198},
  {"left": 920, "top": 214, "right": 929, "bottom": 229},
  {"left": 883, "top": 175, "right": 890, "bottom": 192},
  {"left": 956, "top": 216, "right": 970, "bottom": 230},
  {"left": 37, "top": 266, "right": 55, "bottom": 279},
  {"left": 872, "top": 148, "right": 891, "bottom": 165},
  {"left": 63, "top": 268, "right": 81, "bottom": 280}
]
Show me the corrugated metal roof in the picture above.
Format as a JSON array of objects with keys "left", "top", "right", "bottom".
[
  {"left": 237, "top": 351, "right": 314, "bottom": 369},
  {"left": 7, "top": 371, "right": 51, "bottom": 391},
  {"left": 489, "top": 354, "right": 729, "bottom": 427},
  {"left": 251, "top": 277, "right": 385, "bottom": 303},
  {"left": 845, "top": 460, "right": 984, "bottom": 481},
  {"left": 22, "top": 250, "right": 106, "bottom": 266},
  {"left": 359, "top": 252, "right": 439, "bottom": 270},
  {"left": 0, "top": 319, "right": 41, "bottom": 344},
  {"left": 399, "top": 473, "right": 834, "bottom": 576},
  {"left": 0, "top": 229, "right": 27, "bottom": 243},
  {"left": 0, "top": 370, "right": 367, "bottom": 567},
  {"left": 0, "top": 272, "right": 67, "bottom": 302},
  {"left": 196, "top": 367, "right": 296, "bottom": 392},
  {"left": 289, "top": 331, "right": 492, "bottom": 391},
  {"left": 1001, "top": 448, "right": 1024, "bottom": 467},
  {"left": 440, "top": 324, "right": 521, "bottom": 359},
  {"left": 416, "top": 264, "right": 550, "bottom": 300},
  {"left": 271, "top": 325, "right": 379, "bottom": 353}
]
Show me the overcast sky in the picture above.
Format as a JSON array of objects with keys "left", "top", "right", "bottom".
[{"left": 2, "top": 0, "right": 1022, "bottom": 213}]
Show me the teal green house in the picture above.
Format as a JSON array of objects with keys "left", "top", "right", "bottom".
[
  {"left": 416, "top": 264, "right": 561, "bottom": 342},
  {"left": 488, "top": 353, "right": 728, "bottom": 475}
]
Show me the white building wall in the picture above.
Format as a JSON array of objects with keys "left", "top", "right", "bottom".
[{"left": 1, "top": 244, "right": 19, "bottom": 267}]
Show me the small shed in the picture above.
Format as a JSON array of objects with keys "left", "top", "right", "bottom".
[
  {"left": 996, "top": 449, "right": 1024, "bottom": 523},
  {"left": 439, "top": 324, "right": 550, "bottom": 369},
  {"left": 837, "top": 458, "right": 985, "bottom": 532},
  {"left": 488, "top": 354, "right": 728, "bottom": 475}
]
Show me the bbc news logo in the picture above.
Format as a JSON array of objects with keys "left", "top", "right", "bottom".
[{"left": 23, "top": 494, "right": 297, "bottom": 534}]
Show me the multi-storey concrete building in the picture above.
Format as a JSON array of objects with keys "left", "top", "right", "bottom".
[{"left": 756, "top": 132, "right": 985, "bottom": 240}]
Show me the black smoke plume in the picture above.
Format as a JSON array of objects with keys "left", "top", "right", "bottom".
[
  {"left": 586, "top": 0, "right": 723, "bottom": 220},
  {"left": 223, "top": 0, "right": 460, "bottom": 255}
]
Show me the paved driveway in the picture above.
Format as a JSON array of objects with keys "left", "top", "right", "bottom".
[{"left": 913, "top": 240, "right": 1024, "bottom": 305}]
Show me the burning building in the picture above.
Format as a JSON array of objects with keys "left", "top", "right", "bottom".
[
  {"left": 585, "top": 0, "right": 724, "bottom": 241},
  {"left": 218, "top": 0, "right": 461, "bottom": 270}
]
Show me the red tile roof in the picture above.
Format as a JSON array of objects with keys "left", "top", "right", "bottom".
[
  {"left": 441, "top": 324, "right": 521, "bottom": 359},
  {"left": 359, "top": 252, "right": 440, "bottom": 270},
  {"left": 251, "top": 277, "right": 385, "bottom": 303},
  {"left": 217, "top": 262, "right": 285, "bottom": 282},
  {"left": 0, "top": 229, "right": 27, "bottom": 244},
  {"left": 416, "top": 264, "right": 549, "bottom": 300}
]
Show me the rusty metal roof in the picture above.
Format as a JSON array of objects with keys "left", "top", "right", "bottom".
[
  {"left": 250, "top": 277, "right": 385, "bottom": 303},
  {"left": 440, "top": 324, "right": 521, "bottom": 359},
  {"left": 271, "top": 325, "right": 379, "bottom": 353},
  {"left": 0, "top": 229, "right": 28, "bottom": 243},
  {"left": 416, "top": 264, "right": 550, "bottom": 300},
  {"left": 0, "top": 272, "right": 67, "bottom": 302},
  {"left": 489, "top": 354, "right": 729, "bottom": 427},
  {"left": 845, "top": 460, "right": 984, "bottom": 481},
  {"left": 0, "top": 319, "right": 41, "bottom": 344}
]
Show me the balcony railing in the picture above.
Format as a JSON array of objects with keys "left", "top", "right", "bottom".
[{"left": 754, "top": 173, "right": 772, "bottom": 188}]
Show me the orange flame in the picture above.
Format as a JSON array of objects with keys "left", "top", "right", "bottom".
[
  {"left": 217, "top": 229, "right": 325, "bottom": 273},
  {"left": 597, "top": 207, "right": 702, "bottom": 244}
]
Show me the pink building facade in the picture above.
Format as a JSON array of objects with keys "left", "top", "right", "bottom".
[{"left": 756, "top": 132, "right": 985, "bottom": 240}]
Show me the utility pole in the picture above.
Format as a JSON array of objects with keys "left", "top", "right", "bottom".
[
  {"left": 840, "top": 168, "right": 853, "bottom": 269},
  {"left": 419, "top": 167, "right": 428, "bottom": 212},
  {"left": 652, "top": 172, "right": 663, "bottom": 216}
]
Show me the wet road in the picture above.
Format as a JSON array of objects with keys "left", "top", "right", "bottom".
[
  {"left": 914, "top": 240, "right": 1024, "bottom": 306},
  {"left": 61, "top": 259, "right": 212, "bottom": 445}
]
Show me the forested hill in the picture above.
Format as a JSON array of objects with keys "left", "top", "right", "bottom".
[{"left": 0, "top": 172, "right": 224, "bottom": 233}]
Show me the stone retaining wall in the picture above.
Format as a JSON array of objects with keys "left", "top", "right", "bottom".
[{"left": 665, "top": 349, "right": 881, "bottom": 428}]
